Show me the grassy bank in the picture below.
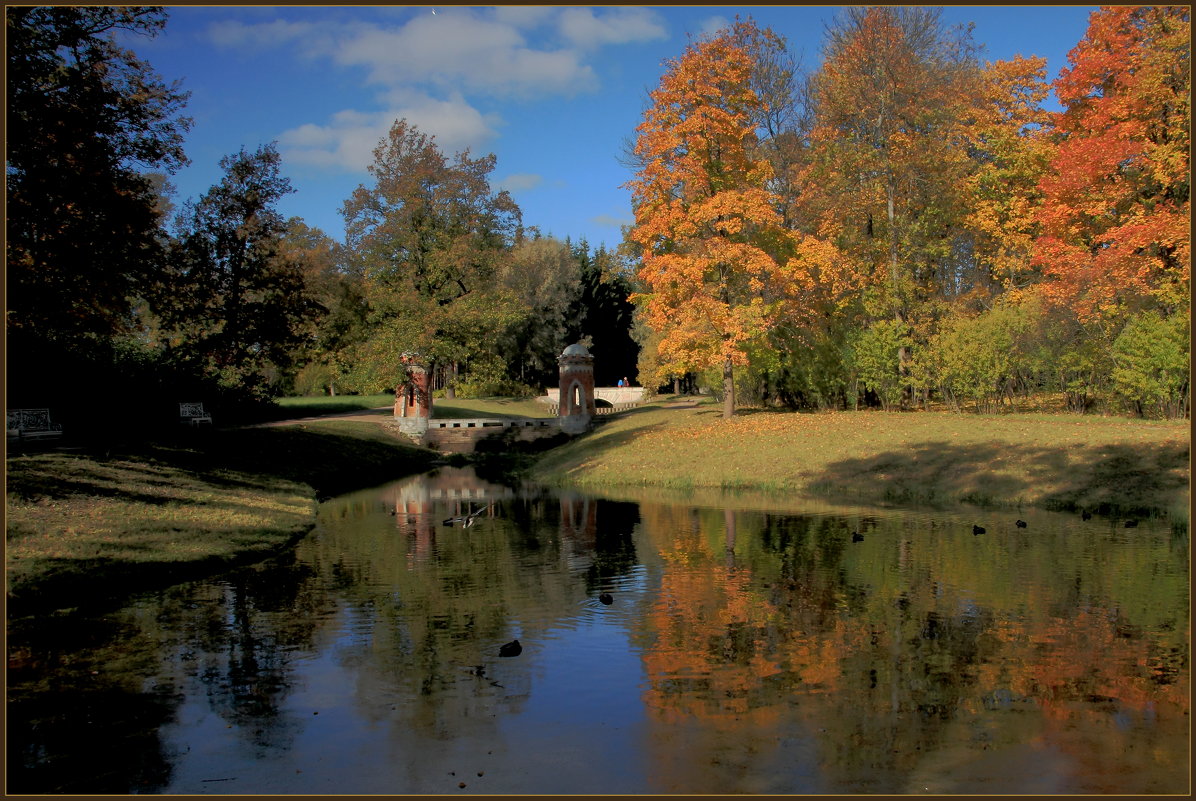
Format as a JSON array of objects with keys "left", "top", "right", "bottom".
[
  {"left": 433, "top": 396, "right": 555, "bottom": 419},
  {"left": 270, "top": 393, "right": 554, "bottom": 421},
  {"left": 529, "top": 398, "right": 1190, "bottom": 523},
  {"left": 6, "top": 421, "right": 437, "bottom": 611},
  {"left": 270, "top": 393, "right": 394, "bottom": 419}
]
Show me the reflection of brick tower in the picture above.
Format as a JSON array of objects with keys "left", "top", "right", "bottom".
[
  {"left": 559, "top": 492, "right": 597, "bottom": 548},
  {"left": 558, "top": 343, "right": 595, "bottom": 435},
  {"left": 394, "top": 353, "right": 432, "bottom": 438}
]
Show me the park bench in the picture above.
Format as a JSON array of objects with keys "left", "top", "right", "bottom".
[
  {"left": 179, "top": 402, "right": 213, "bottom": 427},
  {"left": 6, "top": 408, "right": 64, "bottom": 441}
]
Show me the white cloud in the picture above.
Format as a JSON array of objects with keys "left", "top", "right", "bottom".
[
  {"left": 558, "top": 7, "right": 668, "bottom": 50},
  {"left": 206, "top": 19, "right": 317, "bottom": 49},
  {"left": 491, "top": 5, "right": 556, "bottom": 29},
  {"left": 205, "top": 8, "right": 664, "bottom": 98},
  {"left": 696, "top": 15, "right": 733, "bottom": 41},
  {"left": 497, "top": 173, "right": 543, "bottom": 192},
  {"left": 592, "top": 213, "right": 632, "bottom": 228},
  {"left": 330, "top": 13, "right": 597, "bottom": 97},
  {"left": 278, "top": 111, "right": 391, "bottom": 172},
  {"left": 279, "top": 93, "right": 501, "bottom": 172},
  {"left": 206, "top": 8, "right": 672, "bottom": 177}
]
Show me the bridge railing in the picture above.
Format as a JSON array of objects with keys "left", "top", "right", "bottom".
[
  {"left": 545, "top": 402, "right": 641, "bottom": 416},
  {"left": 542, "top": 387, "right": 647, "bottom": 405}
]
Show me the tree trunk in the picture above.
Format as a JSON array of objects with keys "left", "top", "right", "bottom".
[
  {"left": 445, "top": 361, "right": 458, "bottom": 399},
  {"left": 673, "top": 376, "right": 681, "bottom": 395},
  {"left": 722, "top": 356, "right": 735, "bottom": 418},
  {"left": 887, "top": 178, "right": 911, "bottom": 405},
  {"left": 724, "top": 508, "right": 737, "bottom": 566}
]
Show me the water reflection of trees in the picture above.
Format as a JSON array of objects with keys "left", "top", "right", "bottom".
[
  {"left": 296, "top": 468, "right": 644, "bottom": 758},
  {"left": 173, "top": 558, "right": 326, "bottom": 755},
  {"left": 9, "top": 472, "right": 1185, "bottom": 794},
  {"left": 630, "top": 503, "right": 1189, "bottom": 794},
  {"left": 8, "top": 544, "right": 338, "bottom": 792},
  {"left": 7, "top": 614, "right": 177, "bottom": 793}
]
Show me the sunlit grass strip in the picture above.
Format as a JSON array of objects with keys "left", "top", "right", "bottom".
[
  {"left": 530, "top": 399, "right": 1190, "bottom": 520},
  {"left": 432, "top": 396, "right": 556, "bottom": 419},
  {"left": 6, "top": 453, "right": 315, "bottom": 604},
  {"left": 274, "top": 394, "right": 555, "bottom": 420},
  {"left": 272, "top": 393, "right": 395, "bottom": 419},
  {"left": 6, "top": 421, "right": 438, "bottom": 608}
]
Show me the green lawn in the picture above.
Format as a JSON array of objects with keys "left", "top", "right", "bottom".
[
  {"left": 271, "top": 393, "right": 395, "bottom": 418},
  {"left": 530, "top": 396, "right": 1190, "bottom": 523},
  {"left": 6, "top": 421, "right": 437, "bottom": 612},
  {"left": 432, "top": 396, "right": 555, "bottom": 419},
  {"left": 273, "top": 393, "right": 554, "bottom": 420}
]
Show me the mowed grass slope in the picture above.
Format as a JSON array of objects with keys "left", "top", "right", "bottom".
[
  {"left": 6, "top": 420, "right": 437, "bottom": 610},
  {"left": 530, "top": 399, "right": 1190, "bottom": 521},
  {"left": 6, "top": 455, "right": 314, "bottom": 606},
  {"left": 272, "top": 393, "right": 555, "bottom": 420}
]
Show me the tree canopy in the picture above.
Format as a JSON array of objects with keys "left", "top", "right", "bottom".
[
  {"left": 7, "top": 6, "right": 1186, "bottom": 422},
  {"left": 626, "top": 18, "right": 799, "bottom": 417},
  {"left": 623, "top": 8, "right": 1188, "bottom": 418},
  {"left": 6, "top": 6, "right": 191, "bottom": 354},
  {"left": 164, "top": 143, "right": 319, "bottom": 400},
  {"left": 1033, "top": 5, "right": 1190, "bottom": 320}
]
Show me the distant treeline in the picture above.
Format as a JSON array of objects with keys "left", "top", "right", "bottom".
[
  {"left": 6, "top": 7, "right": 1189, "bottom": 438},
  {"left": 6, "top": 7, "right": 637, "bottom": 437}
]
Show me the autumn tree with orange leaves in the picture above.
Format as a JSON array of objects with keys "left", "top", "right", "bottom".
[
  {"left": 1033, "top": 5, "right": 1190, "bottom": 320},
  {"left": 805, "top": 7, "right": 981, "bottom": 390},
  {"left": 626, "top": 19, "right": 798, "bottom": 419},
  {"left": 964, "top": 55, "right": 1055, "bottom": 297},
  {"left": 624, "top": 7, "right": 1186, "bottom": 418}
]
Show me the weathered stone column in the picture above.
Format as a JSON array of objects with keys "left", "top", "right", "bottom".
[{"left": 558, "top": 343, "right": 595, "bottom": 435}]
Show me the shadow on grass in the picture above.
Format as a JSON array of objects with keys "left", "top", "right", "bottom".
[
  {"left": 8, "top": 543, "right": 309, "bottom": 618},
  {"left": 811, "top": 439, "right": 1190, "bottom": 519},
  {"left": 5, "top": 469, "right": 192, "bottom": 507},
  {"left": 125, "top": 426, "right": 432, "bottom": 491},
  {"left": 6, "top": 423, "right": 442, "bottom": 614},
  {"left": 193, "top": 428, "right": 439, "bottom": 496}
]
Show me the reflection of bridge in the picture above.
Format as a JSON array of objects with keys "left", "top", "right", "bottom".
[
  {"left": 425, "top": 485, "right": 516, "bottom": 500},
  {"left": 385, "top": 468, "right": 612, "bottom": 576},
  {"left": 392, "top": 470, "right": 516, "bottom": 506}
]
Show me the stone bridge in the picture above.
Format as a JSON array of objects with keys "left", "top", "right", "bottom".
[
  {"left": 392, "top": 344, "right": 643, "bottom": 453},
  {"left": 539, "top": 386, "right": 646, "bottom": 414}
]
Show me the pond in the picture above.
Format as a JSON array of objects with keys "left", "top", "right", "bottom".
[{"left": 7, "top": 466, "right": 1189, "bottom": 794}]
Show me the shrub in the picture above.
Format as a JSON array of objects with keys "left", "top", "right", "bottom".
[
  {"left": 928, "top": 301, "right": 1029, "bottom": 413},
  {"left": 1110, "top": 309, "right": 1190, "bottom": 418},
  {"left": 292, "top": 361, "right": 339, "bottom": 396},
  {"left": 847, "top": 319, "right": 910, "bottom": 411}
]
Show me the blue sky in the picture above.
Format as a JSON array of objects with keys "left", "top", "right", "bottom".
[{"left": 124, "top": 5, "right": 1098, "bottom": 251}]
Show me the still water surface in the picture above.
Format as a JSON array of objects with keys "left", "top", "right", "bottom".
[{"left": 7, "top": 467, "right": 1189, "bottom": 794}]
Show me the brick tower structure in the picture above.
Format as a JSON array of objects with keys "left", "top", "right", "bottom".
[
  {"left": 394, "top": 353, "right": 432, "bottom": 438},
  {"left": 558, "top": 343, "right": 595, "bottom": 435}
]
